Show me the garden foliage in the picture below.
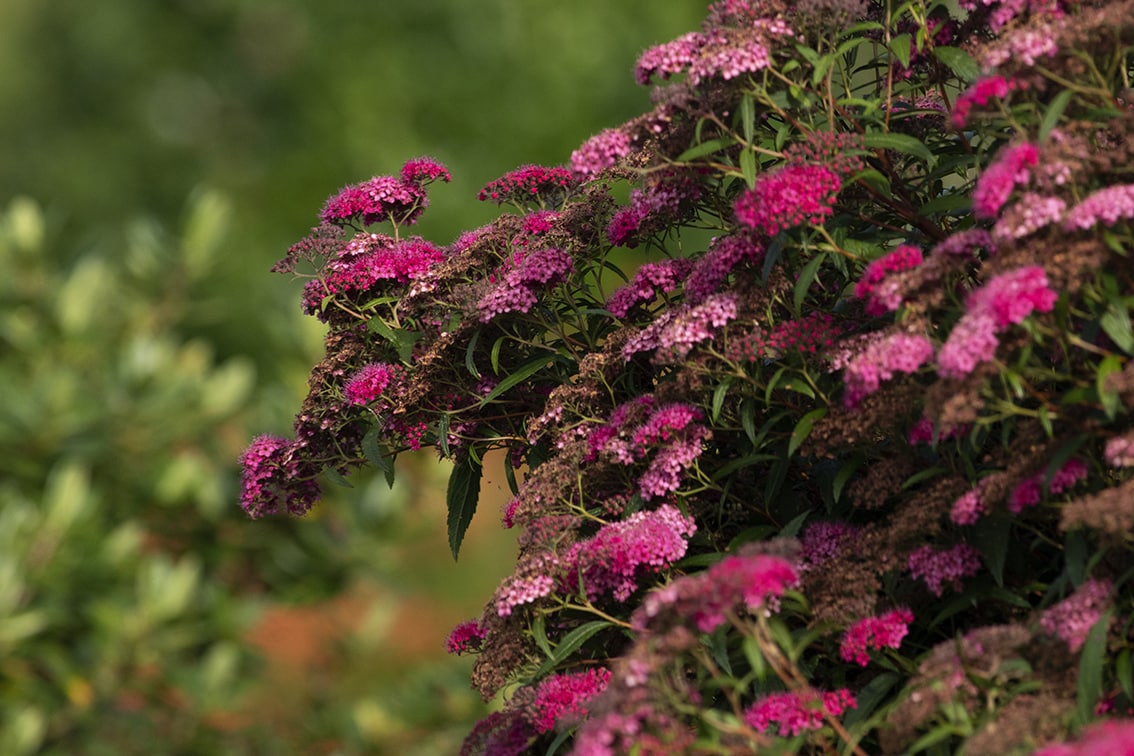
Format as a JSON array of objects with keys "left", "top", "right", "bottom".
[{"left": 247, "top": 0, "right": 1134, "bottom": 752}]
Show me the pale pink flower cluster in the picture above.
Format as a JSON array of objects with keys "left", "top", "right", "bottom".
[
  {"left": 937, "top": 266, "right": 1057, "bottom": 378},
  {"left": 1104, "top": 432, "right": 1134, "bottom": 467},
  {"left": 950, "top": 488, "right": 986, "bottom": 526},
  {"left": 684, "top": 234, "right": 762, "bottom": 304},
  {"left": 840, "top": 608, "right": 915, "bottom": 666},
  {"left": 957, "top": 0, "right": 1063, "bottom": 34},
  {"left": 981, "top": 24, "right": 1060, "bottom": 69},
  {"left": 622, "top": 293, "right": 738, "bottom": 362},
  {"left": 1063, "top": 183, "right": 1134, "bottom": 231},
  {"left": 495, "top": 570, "right": 556, "bottom": 617},
  {"left": 635, "top": 31, "right": 707, "bottom": 84},
  {"left": 973, "top": 142, "right": 1040, "bottom": 219},
  {"left": 744, "top": 689, "right": 856, "bottom": 737},
  {"left": 930, "top": 228, "right": 994, "bottom": 258},
  {"left": 606, "top": 177, "right": 702, "bottom": 248},
  {"left": 992, "top": 193, "right": 1066, "bottom": 242},
  {"left": 842, "top": 332, "right": 935, "bottom": 407},
  {"left": 571, "top": 128, "right": 633, "bottom": 176},
  {"left": 1039, "top": 578, "right": 1112, "bottom": 652},
  {"left": 688, "top": 30, "right": 772, "bottom": 85},
  {"left": 633, "top": 547, "right": 800, "bottom": 633},
  {"left": 908, "top": 543, "right": 982, "bottom": 597},
  {"left": 638, "top": 428, "right": 712, "bottom": 499},
  {"left": 565, "top": 504, "right": 697, "bottom": 602}
]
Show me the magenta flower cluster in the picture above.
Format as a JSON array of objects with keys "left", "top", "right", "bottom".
[
  {"left": 477, "top": 247, "right": 573, "bottom": 321},
  {"left": 526, "top": 668, "right": 612, "bottom": 733},
  {"left": 564, "top": 504, "right": 697, "bottom": 602},
  {"left": 840, "top": 608, "right": 915, "bottom": 666},
  {"left": 1039, "top": 578, "right": 1112, "bottom": 652},
  {"left": 445, "top": 619, "right": 487, "bottom": 655},
  {"left": 606, "top": 176, "right": 702, "bottom": 248},
  {"left": 343, "top": 362, "right": 403, "bottom": 406},
  {"left": 321, "top": 157, "right": 450, "bottom": 227},
  {"left": 972, "top": 142, "right": 1040, "bottom": 219},
  {"left": 951, "top": 74, "right": 1025, "bottom": 127},
  {"left": 1033, "top": 718, "right": 1134, "bottom": 756},
  {"left": 570, "top": 128, "right": 633, "bottom": 176},
  {"left": 477, "top": 164, "right": 576, "bottom": 205},
  {"left": 842, "top": 332, "right": 935, "bottom": 407},
  {"left": 239, "top": 434, "right": 321, "bottom": 518},
  {"left": 907, "top": 543, "right": 982, "bottom": 597},
  {"left": 800, "top": 521, "right": 858, "bottom": 571},
  {"left": 734, "top": 164, "right": 842, "bottom": 236},
  {"left": 744, "top": 688, "right": 856, "bottom": 737},
  {"left": 606, "top": 259, "right": 695, "bottom": 318},
  {"left": 622, "top": 292, "right": 739, "bottom": 363},
  {"left": 937, "top": 265, "right": 1057, "bottom": 378},
  {"left": 1007, "top": 457, "right": 1088, "bottom": 513},
  {"left": 854, "top": 245, "right": 924, "bottom": 315},
  {"left": 633, "top": 548, "right": 799, "bottom": 634},
  {"left": 684, "top": 234, "right": 763, "bottom": 304}
]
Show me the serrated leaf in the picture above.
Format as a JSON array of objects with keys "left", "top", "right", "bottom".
[
  {"left": 890, "top": 33, "right": 911, "bottom": 69},
  {"left": 446, "top": 456, "right": 483, "bottom": 560},
  {"left": 322, "top": 466, "right": 353, "bottom": 488},
  {"left": 934, "top": 46, "right": 981, "bottom": 83},
  {"left": 1101, "top": 304, "right": 1134, "bottom": 354}
]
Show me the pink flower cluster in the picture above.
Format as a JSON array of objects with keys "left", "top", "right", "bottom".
[
  {"left": 1104, "top": 432, "right": 1134, "bottom": 467},
  {"left": 1007, "top": 458, "right": 1088, "bottom": 513},
  {"left": 606, "top": 176, "right": 703, "bottom": 248},
  {"left": 931, "top": 228, "right": 993, "bottom": 258},
  {"left": 571, "top": 128, "right": 633, "bottom": 176},
  {"left": 800, "top": 521, "right": 859, "bottom": 570},
  {"left": 684, "top": 234, "right": 763, "bottom": 304},
  {"left": 1039, "top": 578, "right": 1112, "bottom": 652},
  {"left": 496, "top": 569, "right": 556, "bottom": 617},
  {"left": 635, "top": 31, "right": 706, "bottom": 84},
  {"left": 842, "top": 332, "right": 935, "bottom": 407},
  {"left": 840, "top": 608, "right": 915, "bottom": 666},
  {"left": 937, "top": 266, "right": 1057, "bottom": 379},
  {"left": 951, "top": 75, "right": 1025, "bottom": 128},
  {"left": 854, "top": 245, "right": 924, "bottom": 315},
  {"left": 314, "top": 235, "right": 445, "bottom": 312},
  {"left": 1063, "top": 183, "right": 1134, "bottom": 231},
  {"left": 734, "top": 164, "right": 842, "bottom": 236},
  {"left": 526, "top": 668, "right": 612, "bottom": 733},
  {"left": 477, "top": 247, "right": 573, "bottom": 321},
  {"left": 1033, "top": 718, "right": 1134, "bottom": 756},
  {"left": 908, "top": 543, "right": 982, "bottom": 597},
  {"left": 958, "top": 0, "right": 1064, "bottom": 33},
  {"left": 564, "top": 504, "right": 697, "bottom": 602},
  {"left": 477, "top": 164, "right": 576, "bottom": 205},
  {"left": 638, "top": 427, "right": 712, "bottom": 499},
  {"left": 606, "top": 258, "right": 695, "bottom": 318},
  {"left": 239, "top": 434, "right": 321, "bottom": 518},
  {"left": 321, "top": 158, "right": 449, "bottom": 227},
  {"left": 622, "top": 292, "right": 739, "bottom": 363},
  {"left": 951, "top": 488, "right": 986, "bottom": 526},
  {"left": 754, "top": 313, "right": 841, "bottom": 359},
  {"left": 688, "top": 29, "right": 773, "bottom": 86},
  {"left": 445, "top": 619, "right": 487, "bottom": 655},
  {"left": 343, "top": 362, "right": 403, "bottom": 405},
  {"left": 633, "top": 547, "right": 800, "bottom": 633},
  {"left": 973, "top": 142, "right": 1040, "bottom": 219},
  {"left": 744, "top": 688, "right": 856, "bottom": 737},
  {"left": 992, "top": 193, "right": 1066, "bottom": 242}
]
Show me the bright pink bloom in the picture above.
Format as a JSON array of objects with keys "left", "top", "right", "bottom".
[
  {"left": 1008, "top": 458, "right": 1088, "bottom": 513},
  {"left": 744, "top": 689, "right": 856, "bottom": 737},
  {"left": 239, "top": 434, "right": 321, "bottom": 518},
  {"left": 937, "top": 313, "right": 999, "bottom": 379},
  {"left": 1039, "top": 579, "right": 1112, "bottom": 652},
  {"left": 320, "top": 175, "right": 428, "bottom": 227},
  {"left": 445, "top": 619, "right": 487, "bottom": 655},
  {"left": 478, "top": 248, "right": 573, "bottom": 321},
  {"left": 564, "top": 505, "right": 697, "bottom": 602},
  {"left": 970, "top": 266, "right": 1056, "bottom": 328},
  {"left": 343, "top": 363, "right": 402, "bottom": 405},
  {"left": 840, "top": 608, "right": 915, "bottom": 666},
  {"left": 951, "top": 75, "right": 1024, "bottom": 128},
  {"left": 1064, "top": 183, "right": 1134, "bottom": 231},
  {"left": 973, "top": 142, "right": 1040, "bottom": 219},
  {"left": 400, "top": 156, "right": 451, "bottom": 185},
  {"left": 908, "top": 543, "right": 982, "bottom": 597},
  {"left": 635, "top": 32, "right": 707, "bottom": 84},
  {"left": 478, "top": 165, "right": 576, "bottom": 205},
  {"left": 734, "top": 164, "right": 841, "bottom": 236},
  {"left": 638, "top": 429, "right": 711, "bottom": 499},
  {"left": 527, "top": 669, "right": 612, "bottom": 733},
  {"left": 606, "top": 259, "right": 695, "bottom": 317},
  {"left": 854, "top": 245, "right": 924, "bottom": 315}
]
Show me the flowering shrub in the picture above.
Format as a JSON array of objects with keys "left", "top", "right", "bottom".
[{"left": 244, "top": 1, "right": 1134, "bottom": 753}]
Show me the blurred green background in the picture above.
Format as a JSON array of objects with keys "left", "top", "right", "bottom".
[{"left": 0, "top": 1, "right": 704, "bottom": 753}]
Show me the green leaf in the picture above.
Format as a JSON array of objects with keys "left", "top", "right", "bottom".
[
  {"left": 676, "top": 136, "right": 736, "bottom": 163},
  {"left": 479, "top": 352, "right": 555, "bottom": 407},
  {"left": 1101, "top": 304, "right": 1134, "bottom": 354},
  {"left": 1118, "top": 648, "right": 1133, "bottom": 701},
  {"left": 890, "top": 33, "right": 911, "bottom": 69},
  {"left": 793, "top": 252, "right": 826, "bottom": 315},
  {"left": 933, "top": 46, "right": 981, "bottom": 83},
  {"left": 739, "top": 148, "right": 757, "bottom": 189},
  {"left": 322, "top": 466, "right": 353, "bottom": 488},
  {"left": 739, "top": 93, "right": 755, "bottom": 144},
  {"left": 1076, "top": 610, "right": 1112, "bottom": 723},
  {"left": 740, "top": 397, "right": 758, "bottom": 444},
  {"left": 464, "top": 328, "right": 482, "bottom": 379},
  {"left": 788, "top": 408, "right": 825, "bottom": 457},
  {"left": 970, "top": 512, "right": 1011, "bottom": 587},
  {"left": 362, "top": 427, "right": 395, "bottom": 487},
  {"left": 779, "top": 509, "right": 810, "bottom": 539},
  {"left": 532, "top": 620, "right": 612, "bottom": 678},
  {"left": 711, "top": 377, "right": 733, "bottom": 423},
  {"left": 1097, "top": 354, "right": 1123, "bottom": 420},
  {"left": 742, "top": 636, "right": 767, "bottom": 680},
  {"left": 1039, "top": 89, "right": 1074, "bottom": 141},
  {"left": 446, "top": 455, "right": 483, "bottom": 560},
  {"left": 863, "top": 131, "right": 934, "bottom": 165},
  {"left": 842, "top": 672, "right": 900, "bottom": 729}
]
